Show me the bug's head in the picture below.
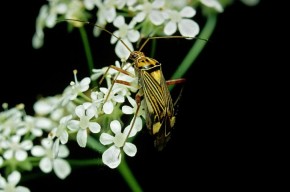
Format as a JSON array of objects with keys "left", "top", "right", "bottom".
[{"left": 128, "top": 51, "right": 144, "bottom": 62}]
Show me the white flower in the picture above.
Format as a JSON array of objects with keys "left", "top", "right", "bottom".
[
  {"left": 0, "top": 171, "right": 30, "bottom": 192},
  {"left": 33, "top": 96, "right": 60, "bottom": 116},
  {"left": 2, "top": 135, "right": 32, "bottom": 162},
  {"left": 100, "top": 120, "right": 137, "bottom": 168},
  {"left": 16, "top": 115, "right": 43, "bottom": 137},
  {"left": 134, "top": 0, "right": 166, "bottom": 25},
  {"left": 122, "top": 96, "right": 145, "bottom": 119},
  {"left": 67, "top": 104, "right": 101, "bottom": 147},
  {"left": 31, "top": 138, "right": 71, "bottom": 179},
  {"left": 111, "top": 16, "right": 139, "bottom": 59},
  {"left": 100, "top": 86, "right": 126, "bottom": 114},
  {"left": 163, "top": 6, "right": 199, "bottom": 37},
  {"left": 69, "top": 74, "right": 91, "bottom": 100},
  {"left": 0, "top": 107, "right": 23, "bottom": 137},
  {"left": 200, "top": 0, "right": 224, "bottom": 12},
  {"left": 49, "top": 115, "right": 71, "bottom": 158}
]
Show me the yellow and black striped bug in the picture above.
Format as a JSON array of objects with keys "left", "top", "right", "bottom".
[{"left": 60, "top": 19, "right": 195, "bottom": 150}]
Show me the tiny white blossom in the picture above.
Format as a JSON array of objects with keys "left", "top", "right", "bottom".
[
  {"left": 163, "top": 6, "right": 199, "bottom": 37},
  {"left": 67, "top": 104, "right": 101, "bottom": 147},
  {"left": 0, "top": 171, "right": 30, "bottom": 192},
  {"left": 69, "top": 71, "right": 91, "bottom": 100},
  {"left": 17, "top": 115, "right": 43, "bottom": 137},
  {"left": 49, "top": 115, "right": 71, "bottom": 158},
  {"left": 100, "top": 120, "right": 137, "bottom": 168},
  {"left": 122, "top": 96, "right": 145, "bottom": 119},
  {"left": 31, "top": 138, "right": 71, "bottom": 179},
  {"left": 2, "top": 135, "right": 32, "bottom": 162},
  {"left": 134, "top": 0, "right": 166, "bottom": 25},
  {"left": 100, "top": 86, "right": 126, "bottom": 114}
]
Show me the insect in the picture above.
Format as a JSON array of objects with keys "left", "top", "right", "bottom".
[{"left": 60, "top": 19, "right": 197, "bottom": 150}]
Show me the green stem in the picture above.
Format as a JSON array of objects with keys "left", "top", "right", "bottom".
[
  {"left": 170, "top": 14, "right": 217, "bottom": 82},
  {"left": 68, "top": 158, "right": 103, "bottom": 166},
  {"left": 87, "top": 135, "right": 106, "bottom": 153},
  {"left": 79, "top": 27, "right": 94, "bottom": 76},
  {"left": 118, "top": 158, "right": 143, "bottom": 192},
  {"left": 87, "top": 136, "right": 142, "bottom": 191}
]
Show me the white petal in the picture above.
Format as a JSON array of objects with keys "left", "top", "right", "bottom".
[
  {"left": 89, "top": 122, "right": 101, "bottom": 133},
  {"left": 67, "top": 120, "right": 80, "bottom": 131},
  {"left": 100, "top": 133, "right": 114, "bottom": 145},
  {"left": 105, "top": 7, "right": 116, "bottom": 23},
  {"left": 35, "top": 117, "right": 54, "bottom": 130},
  {"left": 32, "top": 33, "right": 43, "bottom": 49},
  {"left": 33, "top": 100, "right": 52, "bottom": 115},
  {"left": 15, "top": 186, "right": 30, "bottom": 192},
  {"left": 8, "top": 171, "right": 20, "bottom": 185},
  {"left": 127, "top": 30, "right": 140, "bottom": 43},
  {"left": 3, "top": 149, "right": 13, "bottom": 159},
  {"left": 102, "top": 146, "right": 121, "bottom": 169},
  {"left": 152, "top": 0, "right": 164, "bottom": 8},
  {"left": 77, "top": 129, "right": 87, "bottom": 147},
  {"left": 53, "top": 159, "right": 71, "bottom": 179},
  {"left": 31, "top": 128, "right": 43, "bottom": 137},
  {"left": 122, "top": 106, "right": 134, "bottom": 114},
  {"left": 41, "top": 138, "right": 53, "bottom": 149},
  {"left": 113, "top": 95, "right": 124, "bottom": 103},
  {"left": 134, "top": 117, "right": 143, "bottom": 132},
  {"left": 46, "top": 14, "right": 56, "bottom": 28},
  {"left": 134, "top": 12, "right": 145, "bottom": 22},
  {"left": 103, "top": 101, "right": 114, "bottom": 114},
  {"left": 123, "top": 124, "right": 137, "bottom": 137},
  {"left": 149, "top": 10, "right": 164, "bottom": 25},
  {"left": 178, "top": 19, "right": 200, "bottom": 37},
  {"left": 113, "top": 15, "right": 125, "bottom": 28},
  {"left": 123, "top": 143, "right": 137, "bottom": 157},
  {"left": 0, "top": 176, "right": 6, "bottom": 187},
  {"left": 60, "top": 131, "right": 69, "bottom": 144},
  {"left": 40, "top": 157, "right": 53, "bottom": 173},
  {"left": 20, "top": 140, "right": 33, "bottom": 150},
  {"left": 52, "top": 139, "right": 60, "bottom": 159},
  {"left": 75, "top": 105, "right": 85, "bottom": 117},
  {"left": 58, "top": 145, "right": 69, "bottom": 158},
  {"left": 115, "top": 40, "right": 132, "bottom": 60},
  {"left": 180, "top": 6, "right": 196, "bottom": 18},
  {"left": 31, "top": 146, "right": 45, "bottom": 156},
  {"left": 86, "top": 105, "right": 96, "bottom": 119},
  {"left": 15, "top": 150, "right": 27, "bottom": 161},
  {"left": 110, "top": 120, "right": 121, "bottom": 134},
  {"left": 164, "top": 21, "right": 177, "bottom": 35},
  {"left": 80, "top": 77, "right": 91, "bottom": 90}
]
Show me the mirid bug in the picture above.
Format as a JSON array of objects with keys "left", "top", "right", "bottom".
[{"left": 59, "top": 19, "right": 198, "bottom": 150}]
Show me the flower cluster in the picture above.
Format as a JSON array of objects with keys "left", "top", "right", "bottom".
[
  {"left": 1, "top": 0, "right": 260, "bottom": 191},
  {"left": 0, "top": 60, "right": 144, "bottom": 190}
]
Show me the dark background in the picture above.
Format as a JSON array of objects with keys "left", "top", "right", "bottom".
[{"left": 1, "top": 1, "right": 275, "bottom": 191}]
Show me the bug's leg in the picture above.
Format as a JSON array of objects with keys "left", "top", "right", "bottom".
[
  {"left": 121, "top": 89, "right": 144, "bottom": 147},
  {"left": 166, "top": 78, "right": 186, "bottom": 112},
  {"left": 166, "top": 78, "right": 186, "bottom": 86},
  {"left": 99, "top": 65, "right": 136, "bottom": 103},
  {"left": 99, "top": 65, "right": 135, "bottom": 85}
]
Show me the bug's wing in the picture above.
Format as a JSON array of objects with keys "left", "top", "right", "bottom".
[{"left": 141, "top": 69, "right": 175, "bottom": 150}]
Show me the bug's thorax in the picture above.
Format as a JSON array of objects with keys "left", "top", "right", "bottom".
[{"left": 129, "top": 51, "right": 160, "bottom": 69}]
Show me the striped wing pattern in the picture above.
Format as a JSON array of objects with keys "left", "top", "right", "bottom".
[{"left": 140, "top": 67, "right": 175, "bottom": 150}]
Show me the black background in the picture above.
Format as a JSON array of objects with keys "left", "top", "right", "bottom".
[{"left": 1, "top": 1, "right": 276, "bottom": 191}]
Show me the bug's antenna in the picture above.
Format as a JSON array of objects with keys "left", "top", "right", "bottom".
[
  {"left": 57, "top": 18, "right": 133, "bottom": 53},
  {"left": 138, "top": 36, "right": 208, "bottom": 52}
]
